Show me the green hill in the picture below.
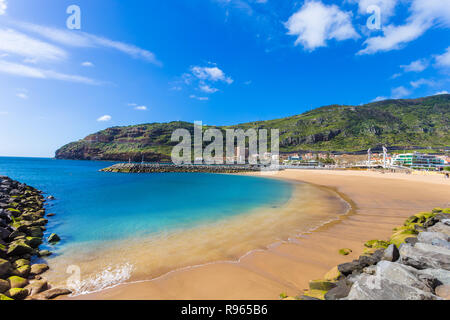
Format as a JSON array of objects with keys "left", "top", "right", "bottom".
[{"left": 55, "top": 94, "right": 450, "bottom": 161}]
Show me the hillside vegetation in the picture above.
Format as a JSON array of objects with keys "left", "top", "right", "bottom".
[{"left": 55, "top": 95, "right": 450, "bottom": 161}]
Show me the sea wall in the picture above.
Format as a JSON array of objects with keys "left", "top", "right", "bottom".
[
  {"left": 287, "top": 208, "right": 450, "bottom": 300},
  {"left": 100, "top": 163, "right": 264, "bottom": 174},
  {"left": 0, "top": 176, "right": 70, "bottom": 300}
]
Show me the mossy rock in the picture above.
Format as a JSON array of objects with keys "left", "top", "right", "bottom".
[
  {"left": 38, "top": 250, "right": 52, "bottom": 257},
  {"left": 25, "top": 236, "right": 42, "bottom": 248},
  {"left": 309, "top": 279, "right": 337, "bottom": 291},
  {"left": 362, "top": 247, "right": 379, "bottom": 256},
  {"left": 303, "top": 289, "right": 326, "bottom": 300},
  {"left": 8, "top": 276, "right": 28, "bottom": 288},
  {"left": 323, "top": 266, "right": 341, "bottom": 281},
  {"left": 7, "top": 288, "right": 28, "bottom": 300},
  {"left": 12, "top": 259, "right": 30, "bottom": 269},
  {"left": 0, "top": 293, "right": 13, "bottom": 300},
  {"left": 6, "top": 241, "right": 33, "bottom": 256},
  {"left": 432, "top": 208, "right": 443, "bottom": 213},
  {"left": 48, "top": 233, "right": 61, "bottom": 243},
  {"left": 338, "top": 248, "right": 352, "bottom": 256},
  {"left": 442, "top": 208, "right": 450, "bottom": 214},
  {"left": 364, "top": 240, "right": 389, "bottom": 249},
  {"left": 390, "top": 233, "right": 417, "bottom": 248},
  {"left": 12, "top": 265, "right": 30, "bottom": 278}
]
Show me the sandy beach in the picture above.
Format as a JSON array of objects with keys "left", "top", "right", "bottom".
[{"left": 71, "top": 169, "right": 450, "bottom": 300}]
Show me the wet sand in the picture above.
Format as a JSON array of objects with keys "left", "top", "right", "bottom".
[{"left": 71, "top": 169, "right": 450, "bottom": 300}]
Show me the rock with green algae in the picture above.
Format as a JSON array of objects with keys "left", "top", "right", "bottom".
[
  {"left": 47, "top": 233, "right": 60, "bottom": 243},
  {"left": 6, "top": 241, "right": 33, "bottom": 256},
  {"left": 8, "top": 276, "right": 28, "bottom": 288},
  {"left": 7, "top": 287, "right": 28, "bottom": 300},
  {"left": 323, "top": 266, "right": 342, "bottom": 281},
  {"left": 12, "top": 264, "right": 30, "bottom": 278},
  {"left": 309, "top": 279, "right": 337, "bottom": 291},
  {"left": 338, "top": 248, "right": 352, "bottom": 256},
  {"left": 25, "top": 236, "right": 42, "bottom": 248},
  {"left": 38, "top": 250, "right": 52, "bottom": 257},
  {"left": 302, "top": 289, "right": 327, "bottom": 300},
  {"left": 0, "top": 293, "right": 13, "bottom": 300},
  {"left": 12, "top": 258, "right": 30, "bottom": 269},
  {"left": 364, "top": 240, "right": 390, "bottom": 249}
]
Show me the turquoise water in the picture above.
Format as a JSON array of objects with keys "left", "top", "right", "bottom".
[{"left": 0, "top": 157, "right": 292, "bottom": 247}]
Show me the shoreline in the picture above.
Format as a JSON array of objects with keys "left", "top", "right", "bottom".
[
  {"left": 49, "top": 178, "right": 346, "bottom": 295},
  {"left": 71, "top": 169, "right": 450, "bottom": 300}
]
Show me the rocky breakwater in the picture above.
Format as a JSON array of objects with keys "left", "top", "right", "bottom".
[
  {"left": 0, "top": 176, "right": 70, "bottom": 300},
  {"left": 100, "top": 163, "right": 264, "bottom": 174},
  {"left": 284, "top": 208, "right": 450, "bottom": 300}
]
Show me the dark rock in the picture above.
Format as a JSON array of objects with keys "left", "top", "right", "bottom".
[
  {"left": 0, "top": 279, "right": 10, "bottom": 293},
  {"left": 0, "top": 258, "right": 12, "bottom": 277},
  {"left": 383, "top": 244, "right": 400, "bottom": 262},
  {"left": 325, "top": 279, "right": 352, "bottom": 300},
  {"left": 338, "top": 261, "right": 363, "bottom": 276},
  {"left": 24, "top": 279, "right": 48, "bottom": 296},
  {"left": 0, "top": 227, "right": 10, "bottom": 240},
  {"left": 47, "top": 233, "right": 60, "bottom": 243},
  {"left": 30, "top": 264, "right": 49, "bottom": 276},
  {"left": 7, "top": 287, "right": 29, "bottom": 300}
]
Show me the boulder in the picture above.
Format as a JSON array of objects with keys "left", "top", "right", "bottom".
[
  {"left": 435, "top": 284, "right": 450, "bottom": 300},
  {"left": 428, "top": 222, "right": 450, "bottom": 236},
  {"left": 0, "top": 258, "right": 11, "bottom": 277},
  {"left": 420, "top": 268, "right": 450, "bottom": 285},
  {"left": 47, "top": 233, "right": 60, "bottom": 243},
  {"left": 30, "top": 264, "right": 49, "bottom": 276},
  {"left": 12, "top": 265, "right": 30, "bottom": 278},
  {"left": 0, "top": 227, "right": 11, "bottom": 240},
  {"left": 7, "top": 287, "right": 29, "bottom": 300},
  {"left": 0, "top": 279, "right": 10, "bottom": 293},
  {"left": 38, "top": 288, "right": 72, "bottom": 300},
  {"left": 400, "top": 243, "right": 450, "bottom": 270},
  {"left": 24, "top": 236, "right": 42, "bottom": 248},
  {"left": 309, "top": 279, "right": 337, "bottom": 291},
  {"left": 343, "top": 273, "right": 440, "bottom": 300},
  {"left": 12, "top": 258, "right": 29, "bottom": 269},
  {"left": 324, "top": 279, "right": 352, "bottom": 300},
  {"left": 431, "top": 239, "right": 450, "bottom": 250},
  {"left": 417, "top": 231, "right": 449, "bottom": 244},
  {"left": 6, "top": 241, "right": 33, "bottom": 256},
  {"left": 323, "top": 266, "right": 342, "bottom": 281},
  {"left": 7, "top": 275, "right": 28, "bottom": 288},
  {"left": 382, "top": 244, "right": 400, "bottom": 262},
  {"left": 38, "top": 250, "right": 52, "bottom": 257},
  {"left": 338, "top": 261, "right": 363, "bottom": 276},
  {"left": 24, "top": 279, "right": 48, "bottom": 296}
]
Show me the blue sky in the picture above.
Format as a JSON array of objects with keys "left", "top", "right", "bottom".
[{"left": 0, "top": 0, "right": 449, "bottom": 157}]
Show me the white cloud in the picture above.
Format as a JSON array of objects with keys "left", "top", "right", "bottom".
[
  {"left": 0, "top": 59, "right": 102, "bottom": 85},
  {"left": 391, "top": 86, "right": 411, "bottom": 98},
  {"left": 190, "top": 95, "right": 209, "bottom": 101},
  {"left": 372, "top": 96, "right": 387, "bottom": 102},
  {"left": 435, "top": 47, "right": 450, "bottom": 68},
  {"left": 285, "top": 1, "right": 359, "bottom": 51},
  {"left": 434, "top": 90, "right": 449, "bottom": 95},
  {"left": 199, "top": 84, "right": 219, "bottom": 93},
  {"left": 400, "top": 58, "right": 429, "bottom": 72},
  {"left": 81, "top": 61, "right": 94, "bottom": 67},
  {"left": 16, "top": 92, "right": 28, "bottom": 99},
  {"left": 13, "top": 21, "right": 162, "bottom": 66},
  {"left": 0, "top": 0, "right": 6, "bottom": 15},
  {"left": 0, "top": 29, "right": 67, "bottom": 62},
  {"left": 359, "top": 0, "right": 450, "bottom": 54},
  {"left": 348, "top": 0, "right": 398, "bottom": 21},
  {"left": 410, "top": 78, "right": 435, "bottom": 88},
  {"left": 97, "top": 115, "right": 112, "bottom": 122},
  {"left": 191, "top": 66, "right": 233, "bottom": 84},
  {"left": 134, "top": 106, "right": 147, "bottom": 111}
]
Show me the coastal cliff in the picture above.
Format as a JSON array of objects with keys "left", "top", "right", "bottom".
[{"left": 55, "top": 95, "right": 450, "bottom": 161}]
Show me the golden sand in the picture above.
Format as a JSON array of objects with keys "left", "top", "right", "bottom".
[{"left": 68, "top": 169, "right": 450, "bottom": 300}]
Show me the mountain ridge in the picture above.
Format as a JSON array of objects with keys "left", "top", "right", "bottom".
[{"left": 55, "top": 94, "right": 450, "bottom": 161}]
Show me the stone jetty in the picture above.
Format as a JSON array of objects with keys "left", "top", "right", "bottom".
[
  {"left": 284, "top": 208, "right": 450, "bottom": 300},
  {"left": 100, "top": 163, "right": 264, "bottom": 174},
  {"left": 0, "top": 176, "right": 70, "bottom": 300}
]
